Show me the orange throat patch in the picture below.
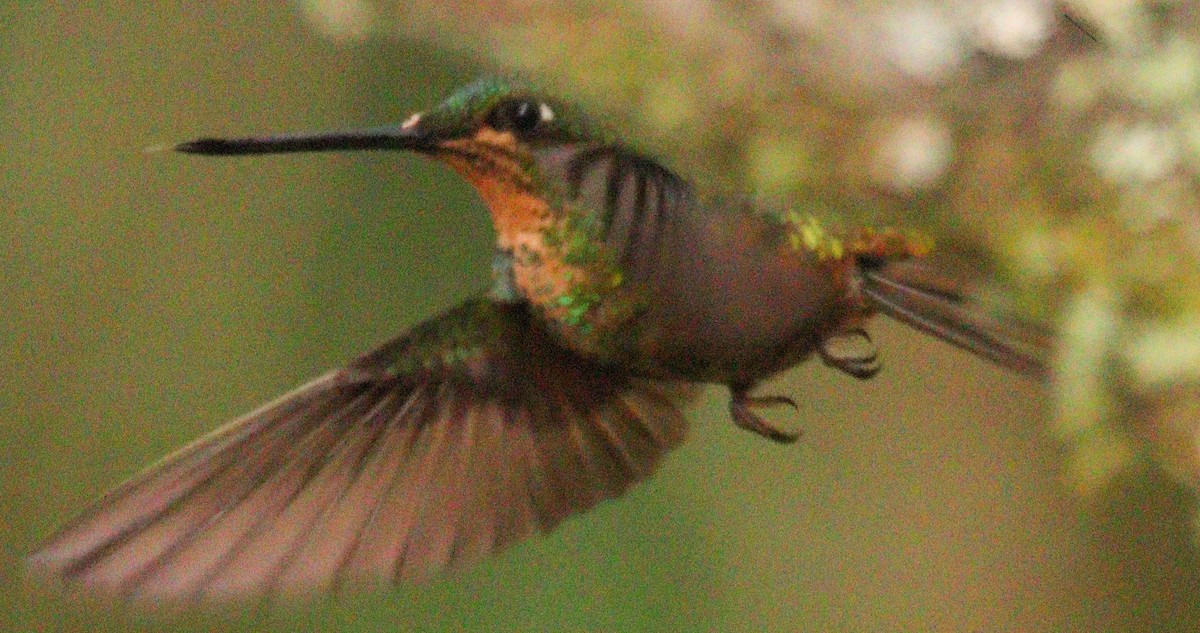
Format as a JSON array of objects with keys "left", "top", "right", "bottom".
[
  {"left": 432, "top": 128, "right": 631, "bottom": 351},
  {"left": 436, "top": 129, "right": 550, "bottom": 250}
]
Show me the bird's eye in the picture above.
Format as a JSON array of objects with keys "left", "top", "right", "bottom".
[{"left": 488, "top": 99, "right": 551, "bottom": 135}]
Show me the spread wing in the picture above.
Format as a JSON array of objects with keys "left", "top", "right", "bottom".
[{"left": 28, "top": 299, "right": 689, "bottom": 603}]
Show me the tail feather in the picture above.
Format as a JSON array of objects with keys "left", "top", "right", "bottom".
[{"left": 859, "top": 260, "right": 1051, "bottom": 379}]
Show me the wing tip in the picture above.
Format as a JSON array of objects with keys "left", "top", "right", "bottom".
[{"left": 24, "top": 534, "right": 77, "bottom": 579}]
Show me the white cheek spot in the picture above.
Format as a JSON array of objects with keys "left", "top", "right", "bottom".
[
  {"left": 539, "top": 103, "right": 555, "bottom": 122},
  {"left": 401, "top": 112, "right": 422, "bottom": 129}
]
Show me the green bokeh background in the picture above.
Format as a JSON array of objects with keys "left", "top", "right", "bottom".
[{"left": 4, "top": 4, "right": 1200, "bottom": 632}]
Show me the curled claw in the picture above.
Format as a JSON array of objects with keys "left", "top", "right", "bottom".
[
  {"left": 819, "top": 328, "right": 881, "bottom": 380},
  {"left": 729, "top": 390, "right": 800, "bottom": 444}
]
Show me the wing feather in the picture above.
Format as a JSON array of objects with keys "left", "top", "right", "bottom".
[
  {"left": 28, "top": 299, "right": 689, "bottom": 601},
  {"left": 132, "top": 383, "right": 394, "bottom": 600},
  {"left": 185, "top": 385, "right": 405, "bottom": 601}
]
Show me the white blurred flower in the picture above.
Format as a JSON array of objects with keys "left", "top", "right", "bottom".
[
  {"left": 973, "top": 0, "right": 1053, "bottom": 59},
  {"left": 764, "top": 0, "right": 828, "bottom": 32},
  {"left": 1091, "top": 120, "right": 1180, "bottom": 184},
  {"left": 873, "top": 115, "right": 955, "bottom": 191},
  {"left": 300, "top": 0, "right": 378, "bottom": 43},
  {"left": 881, "top": 3, "right": 968, "bottom": 82}
]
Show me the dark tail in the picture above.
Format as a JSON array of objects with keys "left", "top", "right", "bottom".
[{"left": 858, "top": 259, "right": 1051, "bottom": 379}]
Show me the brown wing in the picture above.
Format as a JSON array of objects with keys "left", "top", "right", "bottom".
[{"left": 27, "top": 299, "right": 689, "bottom": 603}]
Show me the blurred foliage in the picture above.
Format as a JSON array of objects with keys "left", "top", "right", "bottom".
[{"left": 300, "top": 0, "right": 1200, "bottom": 522}]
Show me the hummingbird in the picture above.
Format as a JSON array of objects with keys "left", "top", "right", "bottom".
[{"left": 29, "top": 76, "right": 1047, "bottom": 602}]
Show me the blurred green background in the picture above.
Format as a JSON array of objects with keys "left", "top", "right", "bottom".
[{"left": 4, "top": 3, "right": 1200, "bottom": 632}]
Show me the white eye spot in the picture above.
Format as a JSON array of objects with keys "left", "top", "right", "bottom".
[
  {"left": 539, "top": 102, "right": 555, "bottom": 122},
  {"left": 401, "top": 112, "right": 421, "bottom": 129}
]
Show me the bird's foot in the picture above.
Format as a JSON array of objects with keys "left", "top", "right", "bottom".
[
  {"left": 819, "top": 328, "right": 881, "bottom": 380},
  {"left": 729, "top": 391, "right": 800, "bottom": 444}
]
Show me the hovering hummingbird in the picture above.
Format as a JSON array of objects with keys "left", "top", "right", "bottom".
[{"left": 29, "top": 76, "right": 1047, "bottom": 602}]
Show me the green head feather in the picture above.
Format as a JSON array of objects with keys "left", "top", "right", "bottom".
[{"left": 417, "top": 75, "right": 608, "bottom": 146}]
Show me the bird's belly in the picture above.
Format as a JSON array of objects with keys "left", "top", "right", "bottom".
[
  {"left": 509, "top": 208, "right": 865, "bottom": 387},
  {"left": 640, "top": 255, "right": 856, "bottom": 384}
]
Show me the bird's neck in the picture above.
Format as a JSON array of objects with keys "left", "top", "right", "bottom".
[
  {"left": 436, "top": 139, "right": 555, "bottom": 250},
  {"left": 435, "top": 145, "right": 597, "bottom": 322}
]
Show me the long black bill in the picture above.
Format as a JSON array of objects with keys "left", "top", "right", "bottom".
[{"left": 174, "top": 124, "right": 434, "bottom": 156}]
